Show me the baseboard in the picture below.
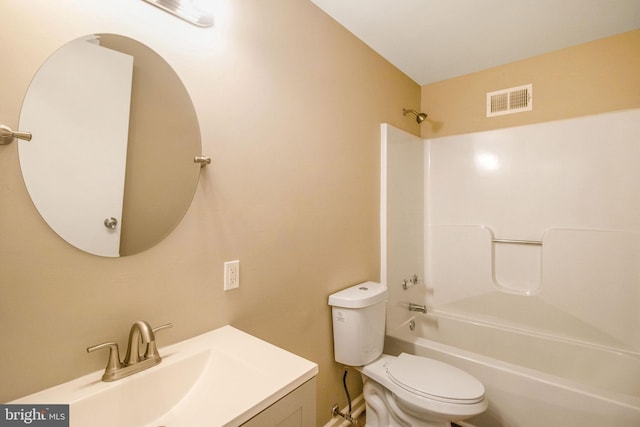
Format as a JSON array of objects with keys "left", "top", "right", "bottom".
[{"left": 323, "top": 394, "right": 366, "bottom": 427}]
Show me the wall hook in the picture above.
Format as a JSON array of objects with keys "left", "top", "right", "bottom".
[
  {"left": 194, "top": 155, "right": 211, "bottom": 167},
  {"left": 0, "top": 124, "right": 32, "bottom": 145}
]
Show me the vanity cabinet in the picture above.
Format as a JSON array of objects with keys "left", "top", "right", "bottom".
[{"left": 240, "top": 378, "right": 316, "bottom": 427}]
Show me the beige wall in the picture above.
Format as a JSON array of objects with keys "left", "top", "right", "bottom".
[
  {"left": 421, "top": 29, "right": 640, "bottom": 138},
  {"left": 0, "top": 0, "right": 420, "bottom": 422}
]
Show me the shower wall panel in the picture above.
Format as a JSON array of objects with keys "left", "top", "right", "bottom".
[
  {"left": 381, "top": 124, "right": 426, "bottom": 329},
  {"left": 425, "top": 109, "right": 640, "bottom": 353}
]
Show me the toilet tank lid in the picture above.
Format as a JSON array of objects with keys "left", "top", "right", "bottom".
[{"left": 328, "top": 281, "right": 387, "bottom": 308}]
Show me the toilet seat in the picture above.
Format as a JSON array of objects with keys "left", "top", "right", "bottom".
[
  {"left": 386, "top": 353, "right": 485, "bottom": 404},
  {"left": 360, "top": 354, "right": 488, "bottom": 422}
]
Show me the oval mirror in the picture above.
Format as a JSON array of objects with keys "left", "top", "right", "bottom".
[{"left": 18, "top": 34, "right": 202, "bottom": 257}]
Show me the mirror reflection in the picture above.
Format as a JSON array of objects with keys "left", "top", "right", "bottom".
[{"left": 18, "top": 34, "right": 202, "bottom": 257}]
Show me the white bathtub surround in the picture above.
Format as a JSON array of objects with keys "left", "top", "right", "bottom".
[
  {"left": 423, "top": 109, "right": 640, "bottom": 352},
  {"left": 380, "top": 123, "right": 426, "bottom": 329},
  {"left": 381, "top": 109, "right": 640, "bottom": 427}
]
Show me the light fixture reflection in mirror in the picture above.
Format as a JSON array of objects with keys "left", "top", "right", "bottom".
[
  {"left": 18, "top": 34, "right": 202, "bottom": 257},
  {"left": 142, "top": 0, "right": 214, "bottom": 27}
]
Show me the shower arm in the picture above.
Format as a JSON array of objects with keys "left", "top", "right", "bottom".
[{"left": 402, "top": 109, "right": 428, "bottom": 124}]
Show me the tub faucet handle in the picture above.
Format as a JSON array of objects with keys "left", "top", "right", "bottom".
[{"left": 402, "top": 274, "right": 421, "bottom": 290}]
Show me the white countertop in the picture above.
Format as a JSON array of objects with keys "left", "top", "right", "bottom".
[{"left": 12, "top": 325, "right": 318, "bottom": 427}]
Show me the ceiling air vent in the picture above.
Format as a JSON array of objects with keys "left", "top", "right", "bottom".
[{"left": 486, "top": 84, "right": 532, "bottom": 117}]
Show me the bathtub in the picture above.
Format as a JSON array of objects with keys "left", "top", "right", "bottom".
[{"left": 384, "top": 314, "right": 640, "bottom": 427}]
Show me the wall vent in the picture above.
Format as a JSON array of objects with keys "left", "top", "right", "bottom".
[{"left": 486, "top": 84, "right": 532, "bottom": 117}]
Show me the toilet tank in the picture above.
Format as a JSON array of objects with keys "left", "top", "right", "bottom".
[{"left": 328, "top": 281, "right": 387, "bottom": 366}]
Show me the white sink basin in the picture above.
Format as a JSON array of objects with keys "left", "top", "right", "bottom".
[{"left": 12, "top": 326, "right": 318, "bottom": 427}]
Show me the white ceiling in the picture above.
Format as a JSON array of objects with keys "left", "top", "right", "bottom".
[{"left": 310, "top": 0, "right": 640, "bottom": 85}]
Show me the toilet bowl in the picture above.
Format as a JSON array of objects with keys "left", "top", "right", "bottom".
[
  {"left": 328, "top": 282, "right": 487, "bottom": 427},
  {"left": 360, "top": 354, "right": 487, "bottom": 426}
]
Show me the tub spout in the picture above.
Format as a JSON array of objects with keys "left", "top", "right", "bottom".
[{"left": 408, "top": 303, "right": 427, "bottom": 314}]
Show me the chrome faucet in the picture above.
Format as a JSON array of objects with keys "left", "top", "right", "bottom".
[{"left": 87, "top": 321, "right": 172, "bottom": 382}]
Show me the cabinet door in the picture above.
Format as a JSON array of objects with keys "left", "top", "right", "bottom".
[{"left": 241, "top": 378, "right": 316, "bottom": 427}]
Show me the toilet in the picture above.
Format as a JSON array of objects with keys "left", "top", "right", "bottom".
[{"left": 328, "top": 282, "right": 487, "bottom": 427}]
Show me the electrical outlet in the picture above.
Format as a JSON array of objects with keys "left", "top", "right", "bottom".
[{"left": 224, "top": 260, "right": 240, "bottom": 290}]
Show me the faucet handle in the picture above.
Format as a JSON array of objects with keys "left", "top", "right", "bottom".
[
  {"left": 145, "top": 323, "right": 173, "bottom": 360},
  {"left": 87, "top": 341, "right": 123, "bottom": 375},
  {"left": 152, "top": 323, "right": 173, "bottom": 334}
]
